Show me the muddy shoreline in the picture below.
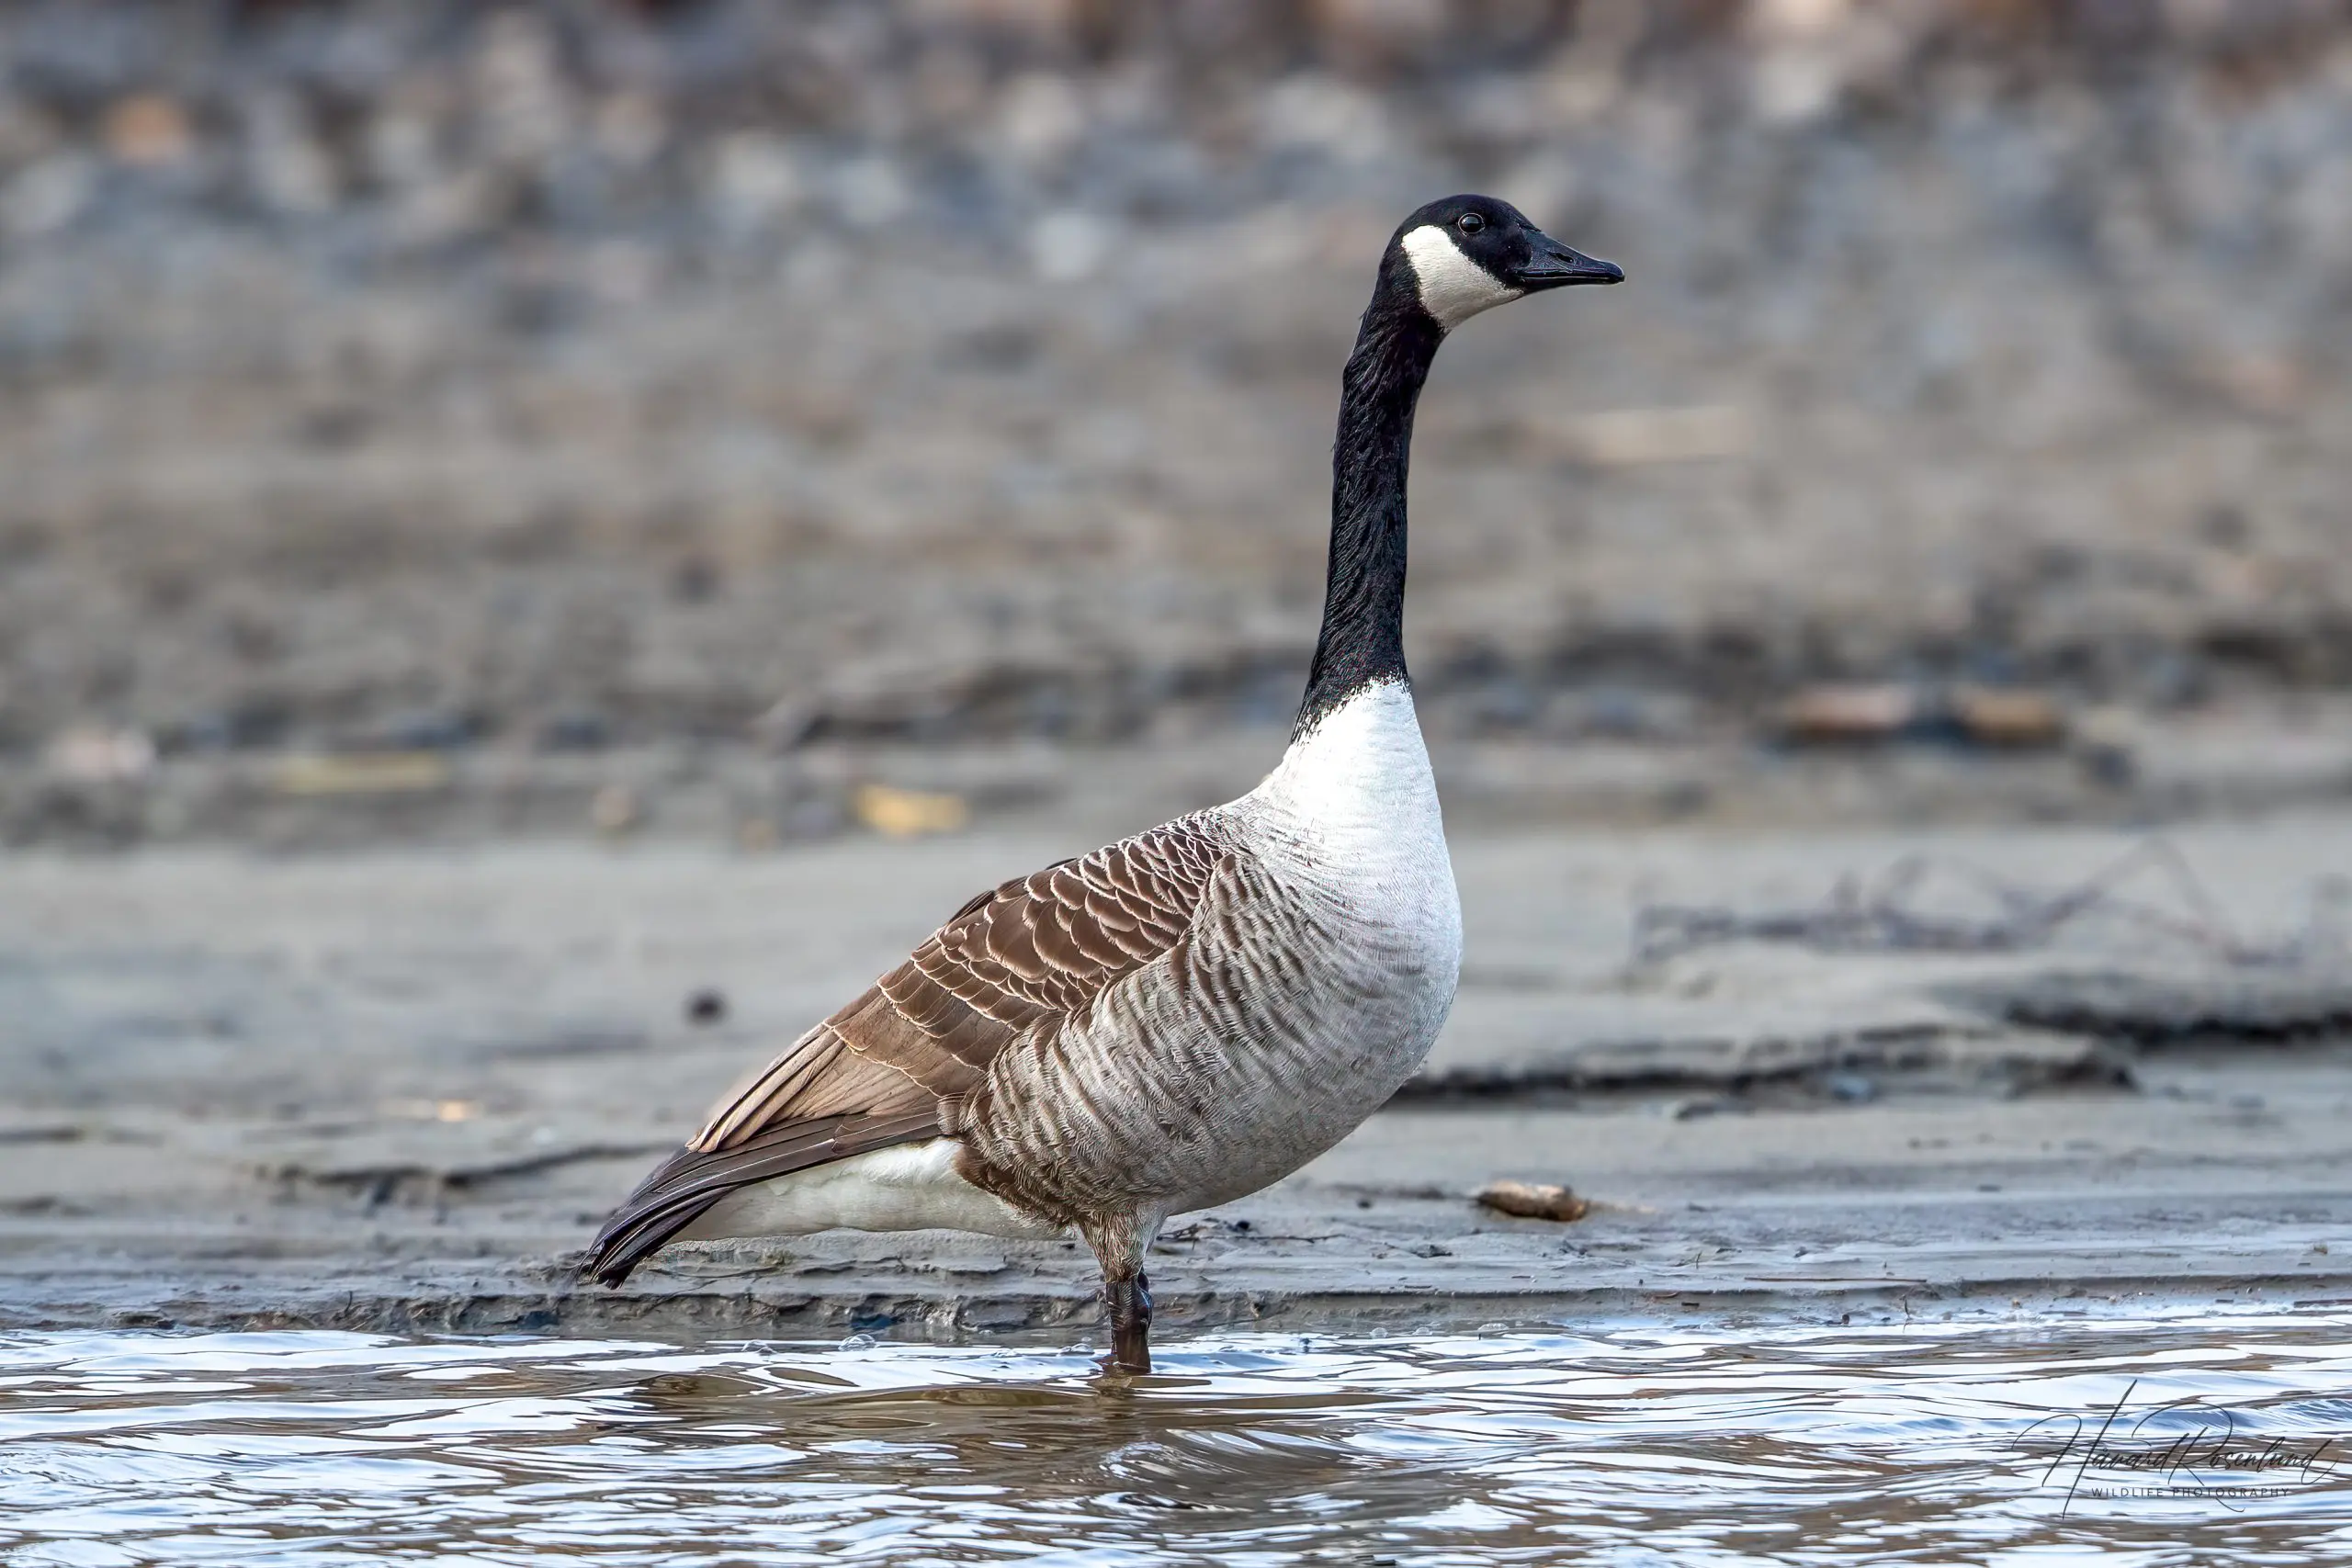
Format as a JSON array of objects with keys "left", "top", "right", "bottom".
[{"left": 6, "top": 816, "right": 2346, "bottom": 1340}]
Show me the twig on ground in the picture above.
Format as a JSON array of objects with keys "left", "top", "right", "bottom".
[{"left": 1631, "top": 840, "right": 2324, "bottom": 968}]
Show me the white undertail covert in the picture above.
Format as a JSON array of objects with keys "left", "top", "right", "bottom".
[{"left": 677, "top": 1139, "right": 1063, "bottom": 1241}]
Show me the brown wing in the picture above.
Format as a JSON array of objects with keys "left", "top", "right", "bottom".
[{"left": 582, "top": 817, "right": 1229, "bottom": 1284}]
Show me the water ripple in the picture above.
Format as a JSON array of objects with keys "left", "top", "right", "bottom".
[{"left": 2, "top": 1311, "right": 2349, "bottom": 1564}]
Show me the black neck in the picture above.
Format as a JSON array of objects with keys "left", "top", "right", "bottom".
[{"left": 1294, "top": 259, "right": 1443, "bottom": 739}]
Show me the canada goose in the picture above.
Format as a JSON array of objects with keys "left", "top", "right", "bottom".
[{"left": 583, "top": 195, "right": 1622, "bottom": 1371}]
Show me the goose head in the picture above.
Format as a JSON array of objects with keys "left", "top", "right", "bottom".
[{"left": 1389, "top": 194, "right": 1623, "bottom": 332}]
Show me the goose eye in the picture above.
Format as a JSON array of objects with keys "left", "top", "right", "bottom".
[{"left": 1457, "top": 213, "right": 1485, "bottom": 234}]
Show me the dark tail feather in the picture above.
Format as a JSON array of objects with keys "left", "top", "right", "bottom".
[
  {"left": 580, "top": 1110, "right": 942, "bottom": 1287},
  {"left": 580, "top": 1156, "right": 726, "bottom": 1286}
]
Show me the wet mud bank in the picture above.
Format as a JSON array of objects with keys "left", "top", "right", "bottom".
[{"left": 5, "top": 817, "right": 2348, "bottom": 1339}]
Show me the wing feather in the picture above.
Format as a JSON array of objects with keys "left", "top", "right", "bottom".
[{"left": 582, "top": 817, "right": 1232, "bottom": 1284}]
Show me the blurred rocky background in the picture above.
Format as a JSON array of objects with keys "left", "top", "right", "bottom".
[{"left": 3, "top": 0, "right": 2350, "bottom": 846}]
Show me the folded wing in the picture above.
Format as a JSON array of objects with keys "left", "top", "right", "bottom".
[{"left": 581, "top": 817, "right": 1230, "bottom": 1283}]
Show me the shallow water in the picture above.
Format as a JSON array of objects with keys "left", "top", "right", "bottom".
[{"left": 4, "top": 1310, "right": 2350, "bottom": 1566}]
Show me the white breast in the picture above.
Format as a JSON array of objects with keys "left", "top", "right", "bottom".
[
  {"left": 1247, "top": 680, "right": 1462, "bottom": 957},
  {"left": 1237, "top": 677, "right": 1464, "bottom": 1067},
  {"left": 1099, "top": 677, "right": 1461, "bottom": 1213}
]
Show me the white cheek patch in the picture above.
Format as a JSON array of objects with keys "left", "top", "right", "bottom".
[{"left": 1400, "top": 224, "right": 1521, "bottom": 329}]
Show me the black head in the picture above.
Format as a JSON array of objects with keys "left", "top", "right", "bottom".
[{"left": 1386, "top": 194, "right": 1622, "bottom": 332}]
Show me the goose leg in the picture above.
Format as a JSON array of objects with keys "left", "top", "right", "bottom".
[
  {"left": 1102, "top": 1271, "right": 1153, "bottom": 1373},
  {"left": 1083, "top": 1213, "right": 1161, "bottom": 1374}
]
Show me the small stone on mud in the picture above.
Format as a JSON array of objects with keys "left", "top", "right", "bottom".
[
  {"left": 590, "top": 784, "right": 639, "bottom": 836},
  {"left": 1475, "top": 1180, "right": 1590, "bottom": 1222},
  {"left": 1775, "top": 684, "right": 1917, "bottom": 743},
  {"left": 1825, "top": 1072, "right": 1878, "bottom": 1103},
  {"left": 685, "top": 988, "right": 728, "bottom": 1026},
  {"left": 853, "top": 783, "right": 968, "bottom": 838},
  {"left": 1951, "top": 685, "right": 2065, "bottom": 748}
]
